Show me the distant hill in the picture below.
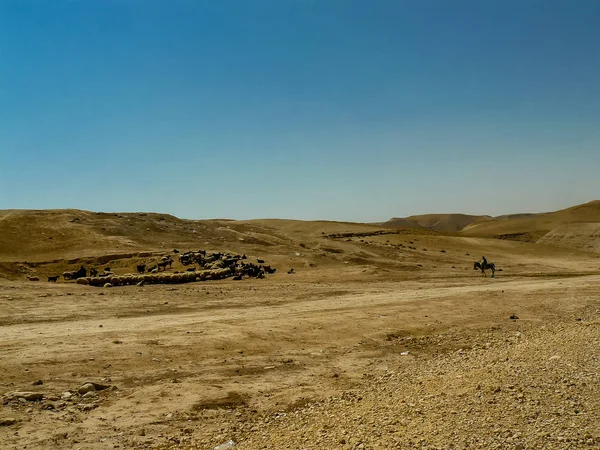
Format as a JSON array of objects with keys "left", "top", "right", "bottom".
[
  {"left": 2, "top": 200, "right": 599, "bottom": 268},
  {"left": 380, "top": 217, "right": 425, "bottom": 230},
  {"left": 383, "top": 213, "right": 490, "bottom": 233},
  {"left": 461, "top": 200, "right": 600, "bottom": 241},
  {"left": 383, "top": 200, "right": 600, "bottom": 253}
]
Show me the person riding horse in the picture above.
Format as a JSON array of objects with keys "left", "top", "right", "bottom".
[{"left": 474, "top": 256, "right": 495, "bottom": 277}]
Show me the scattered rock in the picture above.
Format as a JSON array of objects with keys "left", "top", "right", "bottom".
[
  {"left": 214, "top": 439, "right": 236, "bottom": 449},
  {"left": 32, "top": 379, "right": 43, "bottom": 386},
  {"left": 82, "top": 391, "right": 97, "bottom": 400},
  {"left": 10, "top": 391, "right": 44, "bottom": 402},
  {"left": 0, "top": 418, "right": 18, "bottom": 426},
  {"left": 78, "top": 383, "right": 96, "bottom": 395}
]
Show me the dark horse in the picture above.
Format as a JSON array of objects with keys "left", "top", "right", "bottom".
[{"left": 474, "top": 261, "right": 496, "bottom": 277}]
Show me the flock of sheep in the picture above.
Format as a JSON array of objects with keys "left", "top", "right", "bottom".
[{"left": 29, "top": 249, "right": 281, "bottom": 287}]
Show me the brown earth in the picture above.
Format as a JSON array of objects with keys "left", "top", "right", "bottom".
[{"left": 1, "top": 209, "right": 600, "bottom": 449}]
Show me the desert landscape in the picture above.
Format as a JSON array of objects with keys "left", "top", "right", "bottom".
[{"left": 1, "top": 201, "right": 600, "bottom": 449}]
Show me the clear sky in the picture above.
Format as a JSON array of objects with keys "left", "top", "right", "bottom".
[{"left": 1, "top": 1, "right": 599, "bottom": 222}]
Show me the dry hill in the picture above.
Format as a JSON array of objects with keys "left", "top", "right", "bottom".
[
  {"left": 2, "top": 201, "right": 600, "bottom": 282},
  {"left": 0, "top": 210, "right": 422, "bottom": 263},
  {"left": 384, "top": 213, "right": 490, "bottom": 233},
  {"left": 383, "top": 200, "right": 600, "bottom": 253},
  {"left": 537, "top": 222, "right": 600, "bottom": 253},
  {"left": 0, "top": 209, "right": 435, "bottom": 280},
  {"left": 462, "top": 200, "right": 600, "bottom": 244}
]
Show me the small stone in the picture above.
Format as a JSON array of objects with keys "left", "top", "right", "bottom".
[
  {"left": 12, "top": 391, "right": 43, "bottom": 402},
  {"left": 0, "top": 418, "right": 18, "bottom": 426},
  {"left": 78, "top": 383, "right": 96, "bottom": 395},
  {"left": 82, "top": 391, "right": 97, "bottom": 399},
  {"left": 32, "top": 379, "right": 43, "bottom": 386}
]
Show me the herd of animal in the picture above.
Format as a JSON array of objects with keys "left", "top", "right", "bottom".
[
  {"left": 175, "top": 250, "right": 277, "bottom": 277},
  {"left": 27, "top": 247, "right": 499, "bottom": 285},
  {"left": 30, "top": 250, "right": 285, "bottom": 286}
]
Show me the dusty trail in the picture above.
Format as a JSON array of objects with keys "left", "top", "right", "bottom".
[{"left": 1, "top": 275, "right": 592, "bottom": 341}]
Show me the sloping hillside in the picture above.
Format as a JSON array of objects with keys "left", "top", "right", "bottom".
[
  {"left": 462, "top": 200, "right": 600, "bottom": 242},
  {"left": 537, "top": 222, "right": 600, "bottom": 253},
  {"left": 383, "top": 214, "right": 489, "bottom": 233},
  {"left": 382, "top": 201, "right": 600, "bottom": 253},
  {"left": 379, "top": 217, "right": 424, "bottom": 230},
  {"left": 0, "top": 209, "right": 301, "bottom": 262},
  {"left": 0, "top": 209, "right": 426, "bottom": 266},
  {"left": 405, "top": 213, "right": 490, "bottom": 233}
]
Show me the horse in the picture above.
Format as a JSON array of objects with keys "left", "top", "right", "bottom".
[{"left": 474, "top": 261, "right": 496, "bottom": 277}]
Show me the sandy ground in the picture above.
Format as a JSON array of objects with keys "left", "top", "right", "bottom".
[{"left": 2, "top": 254, "right": 600, "bottom": 449}]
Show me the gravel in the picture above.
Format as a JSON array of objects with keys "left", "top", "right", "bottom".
[{"left": 185, "top": 313, "right": 600, "bottom": 449}]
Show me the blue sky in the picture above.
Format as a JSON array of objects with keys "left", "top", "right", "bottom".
[{"left": 1, "top": 0, "right": 599, "bottom": 221}]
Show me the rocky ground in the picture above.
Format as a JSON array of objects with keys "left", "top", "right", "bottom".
[{"left": 207, "top": 312, "right": 600, "bottom": 450}]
